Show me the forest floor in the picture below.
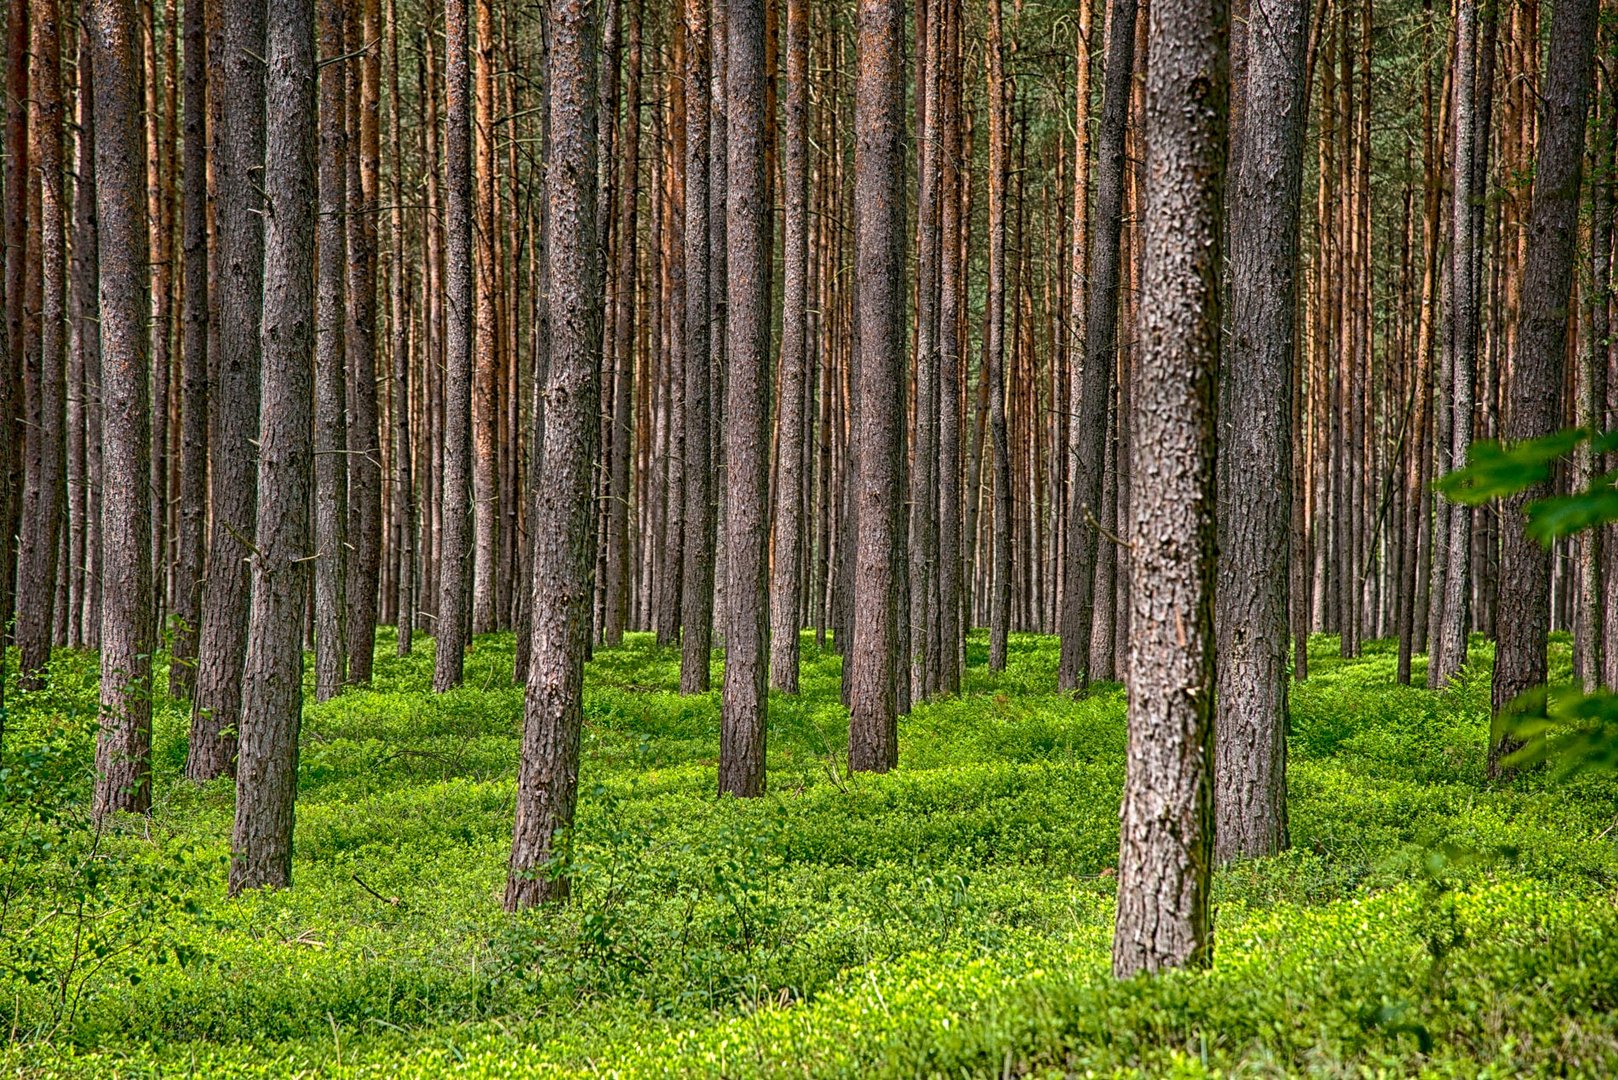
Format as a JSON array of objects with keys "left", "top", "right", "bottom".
[{"left": 3, "top": 630, "right": 1617, "bottom": 1077}]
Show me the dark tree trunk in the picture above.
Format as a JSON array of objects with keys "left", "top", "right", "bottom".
[
  {"left": 386, "top": 0, "right": 414, "bottom": 656},
  {"left": 1489, "top": 0, "right": 1598, "bottom": 776},
  {"left": 435, "top": 0, "right": 474, "bottom": 691},
  {"left": 17, "top": 0, "right": 66, "bottom": 688},
  {"left": 1213, "top": 0, "right": 1309, "bottom": 862},
  {"left": 1058, "top": 0, "right": 1137, "bottom": 691},
  {"left": 718, "top": 0, "right": 769, "bottom": 796},
  {"left": 171, "top": 0, "right": 209, "bottom": 698},
  {"left": 769, "top": 0, "right": 809, "bottom": 694},
  {"left": 1, "top": 0, "right": 26, "bottom": 717},
  {"left": 314, "top": 0, "right": 349, "bottom": 702},
  {"left": 905, "top": 0, "right": 939, "bottom": 700},
  {"left": 345, "top": 0, "right": 382, "bottom": 682},
  {"left": 187, "top": 0, "right": 265, "bottom": 781},
  {"left": 935, "top": 0, "right": 962, "bottom": 695},
  {"left": 230, "top": 0, "right": 315, "bottom": 892},
  {"left": 88, "top": 0, "right": 155, "bottom": 820},
  {"left": 1112, "top": 0, "right": 1224, "bottom": 977},
  {"left": 680, "top": 0, "right": 714, "bottom": 695},
  {"left": 505, "top": 0, "right": 599, "bottom": 908},
  {"left": 847, "top": 0, "right": 903, "bottom": 774}
]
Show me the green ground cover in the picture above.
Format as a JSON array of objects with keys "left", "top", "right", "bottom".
[{"left": 3, "top": 631, "right": 1616, "bottom": 1076}]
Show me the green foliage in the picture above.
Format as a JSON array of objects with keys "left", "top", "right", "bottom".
[
  {"left": 1438, "top": 426, "right": 1618, "bottom": 543},
  {"left": 2, "top": 631, "right": 1617, "bottom": 1076}
]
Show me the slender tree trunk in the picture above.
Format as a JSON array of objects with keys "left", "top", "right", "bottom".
[
  {"left": 17, "top": 0, "right": 66, "bottom": 687},
  {"left": 680, "top": 0, "right": 714, "bottom": 694},
  {"left": 171, "top": 0, "right": 208, "bottom": 697},
  {"left": 435, "top": 0, "right": 474, "bottom": 691},
  {"left": 88, "top": 0, "right": 154, "bottom": 820},
  {"left": 985, "top": 0, "right": 1011, "bottom": 672},
  {"left": 505, "top": 0, "right": 599, "bottom": 908},
  {"left": 769, "top": 0, "right": 809, "bottom": 693},
  {"left": 718, "top": 0, "right": 770, "bottom": 795},
  {"left": 1489, "top": 0, "right": 1598, "bottom": 775},
  {"left": 1058, "top": 0, "right": 1137, "bottom": 691},
  {"left": 1113, "top": 0, "right": 1224, "bottom": 978},
  {"left": 604, "top": 0, "right": 641, "bottom": 647},
  {"left": 935, "top": 0, "right": 963, "bottom": 694},
  {"left": 1214, "top": 0, "right": 1309, "bottom": 861},
  {"left": 187, "top": 0, "right": 265, "bottom": 780},
  {"left": 345, "top": 0, "right": 382, "bottom": 680},
  {"left": 848, "top": 0, "right": 904, "bottom": 773},
  {"left": 1, "top": 0, "right": 26, "bottom": 715},
  {"left": 386, "top": 0, "right": 413, "bottom": 656},
  {"left": 314, "top": 0, "right": 349, "bottom": 702},
  {"left": 230, "top": 0, "right": 315, "bottom": 892},
  {"left": 1576, "top": 74, "right": 1612, "bottom": 691}
]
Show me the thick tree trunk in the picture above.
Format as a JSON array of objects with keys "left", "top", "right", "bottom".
[
  {"left": 1489, "top": 0, "right": 1597, "bottom": 776},
  {"left": 1058, "top": 0, "right": 1137, "bottom": 691},
  {"left": 1214, "top": 0, "right": 1309, "bottom": 862},
  {"left": 769, "top": 0, "right": 809, "bottom": 694},
  {"left": 17, "top": 0, "right": 66, "bottom": 687},
  {"left": 1112, "top": 0, "right": 1224, "bottom": 978},
  {"left": 505, "top": 0, "right": 598, "bottom": 908},
  {"left": 88, "top": 0, "right": 155, "bottom": 820},
  {"left": 230, "top": 0, "right": 315, "bottom": 892},
  {"left": 187, "top": 0, "right": 265, "bottom": 780},
  {"left": 435, "top": 0, "right": 475, "bottom": 691},
  {"left": 314, "top": 0, "right": 349, "bottom": 702},
  {"left": 719, "top": 0, "right": 770, "bottom": 796}
]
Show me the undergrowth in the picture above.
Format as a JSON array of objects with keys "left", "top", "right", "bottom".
[{"left": 2, "top": 630, "right": 1615, "bottom": 1076}]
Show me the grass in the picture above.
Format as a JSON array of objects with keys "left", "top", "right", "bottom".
[{"left": 2, "top": 629, "right": 1617, "bottom": 1076}]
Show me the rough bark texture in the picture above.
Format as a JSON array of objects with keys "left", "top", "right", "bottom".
[
  {"left": 1213, "top": 0, "right": 1310, "bottom": 862},
  {"left": 505, "top": 0, "right": 598, "bottom": 908},
  {"left": 1058, "top": 0, "right": 1137, "bottom": 691},
  {"left": 187, "top": 0, "right": 265, "bottom": 781},
  {"left": 719, "top": 0, "right": 770, "bottom": 796},
  {"left": 769, "top": 0, "right": 809, "bottom": 694},
  {"left": 88, "top": 0, "right": 155, "bottom": 820},
  {"left": 387, "top": 0, "right": 414, "bottom": 656},
  {"left": 985, "top": 0, "right": 1010, "bottom": 672},
  {"left": 1489, "top": 0, "right": 1597, "bottom": 776},
  {"left": 346, "top": 0, "right": 383, "bottom": 681},
  {"left": 905, "top": 0, "right": 939, "bottom": 700},
  {"left": 17, "top": 0, "right": 66, "bottom": 687},
  {"left": 680, "top": 0, "right": 714, "bottom": 695},
  {"left": 171, "top": 0, "right": 209, "bottom": 699},
  {"left": 1112, "top": 0, "right": 1224, "bottom": 978},
  {"left": 1, "top": 0, "right": 25, "bottom": 725},
  {"left": 847, "top": 0, "right": 903, "bottom": 774},
  {"left": 230, "top": 0, "right": 315, "bottom": 893},
  {"left": 435, "top": 0, "right": 475, "bottom": 691},
  {"left": 314, "top": 0, "right": 349, "bottom": 702}
]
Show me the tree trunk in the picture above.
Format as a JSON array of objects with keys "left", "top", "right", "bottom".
[
  {"left": 505, "top": 0, "right": 599, "bottom": 908},
  {"left": 88, "top": 0, "right": 155, "bottom": 820},
  {"left": 230, "top": 0, "right": 315, "bottom": 892},
  {"left": 386, "top": 0, "right": 414, "bottom": 656},
  {"left": 1214, "top": 0, "right": 1309, "bottom": 862},
  {"left": 1489, "top": 0, "right": 1597, "bottom": 776},
  {"left": 680, "top": 0, "right": 714, "bottom": 694},
  {"left": 719, "top": 0, "right": 769, "bottom": 795},
  {"left": 17, "top": 0, "right": 66, "bottom": 687},
  {"left": 435, "top": 0, "right": 475, "bottom": 691},
  {"left": 769, "top": 0, "right": 809, "bottom": 694},
  {"left": 985, "top": 0, "right": 1010, "bottom": 672},
  {"left": 1058, "top": 0, "right": 1137, "bottom": 691},
  {"left": 171, "top": 0, "right": 209, "bottom": 697},
  {"left": 314, "top": 0, "right": 349, "bottom": 702},
  {"left": 1112, "top": 0, "right": 1223, "bottom": 977},
  {"left": 187, "top": 0, "right": 265, "bottom": 781},
  {"left": 848, "top": 0, "right": 903, "bottom": 773}
]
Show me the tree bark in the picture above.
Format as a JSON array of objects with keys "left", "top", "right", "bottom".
[
  {"left": 435, "top": 0, "right": 475, "bottom": 691},
  {"left": 847, "top": 0, "right": 904, "bottom": 774},
  {"left": 1489, "top": 0, "right": 1597, "bottom": 776},
  {"left": 230, "top": 0, "right": 315, "bottom": 892},
  {"left": 88, "top": 0, "right": 155, "bottom": 820},
  {"left": 1058, "top": 0, "right": 1138, "bottom": 691},
  {"left": 505, "top": 0, "right": 599, "bottom": 908},
  {"left": 985, "top": 0, "right": 1011, "bottom": 672},
  {"left": 187, "top": 0, "right": 265, "bottom": 780},
  {"left": 1214, "top": 0, "right": 1309, "bottom": 862},
  {"left": 718, "top": 0, "right": 770, "bottom": 795},
  {"left": 1112, "top": 0, "right": 1224, "bottom": 977}
]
